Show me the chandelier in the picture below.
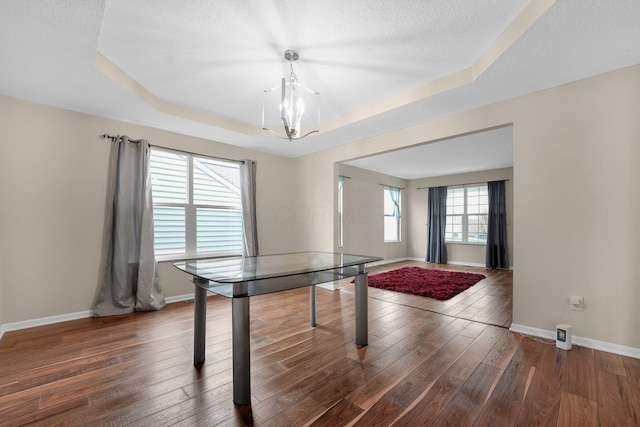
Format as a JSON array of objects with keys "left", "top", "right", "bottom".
[{"left": 262, "top": 49, "right": 319, "bottom": 141}]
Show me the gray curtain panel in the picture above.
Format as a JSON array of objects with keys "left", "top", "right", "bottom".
[
  {"left": 426, "top": 186, "right": 448, "bottom": 264},
  {"left": 486, "top": 180, "right": 510, "bottom": 269},
  {"left": 240, "top": 159, "right": 259, "bottom": 257},
  {"left": 92, "top": 137, "right": 165, "bottom": 316}
]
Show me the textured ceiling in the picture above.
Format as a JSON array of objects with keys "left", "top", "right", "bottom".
[
  {"left": 97, "top": 0, "right": 529, "bottom": 125},
  {"left": 1, "top": 1, "right": 639, "bottom": 178}
]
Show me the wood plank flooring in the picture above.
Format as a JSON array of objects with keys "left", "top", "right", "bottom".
[{"left": 1, "top": 261, "right": 639, "bottom": 426}]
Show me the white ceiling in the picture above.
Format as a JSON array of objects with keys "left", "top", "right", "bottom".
[
  {"left": 343, "top": 126, "right": 514, "bottom": 180},
  {"left": 1, "top": 1, "right": 639, "bottom": 179}
]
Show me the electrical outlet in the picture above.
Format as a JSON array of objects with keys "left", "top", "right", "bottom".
[{"left": 570, "top": 296, "right": 584, "bottom": 311}]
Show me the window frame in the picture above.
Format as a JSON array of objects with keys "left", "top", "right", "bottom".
[
  {"left": 150, "top": 147, "right": 243, "bottom": 261},
  {"left": 445, "top": 184, "right": 488, "bottom": 244},
  {"left": 383, "top": 186, "right": 402, "bottom": 243}
]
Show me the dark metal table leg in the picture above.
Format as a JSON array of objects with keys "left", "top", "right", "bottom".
[
  {"left": 232, "top": 297, "right": 251, "bottom": 405},
  {"left": 193, "top": 279, "right": 208, "bottom": 366},
  {"left": 354, "top": 265, "right": 368, "bottom": 346},
  {"left": 310, "top": 285, "right": 316, "bottom": 327}
]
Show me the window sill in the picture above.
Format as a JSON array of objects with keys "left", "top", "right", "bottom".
[
  {"left": 156, "top": 252, "right": 242, "bottom": 263},
  {"left": 445, "top": 241, "right": 486, "bottom": 246}
]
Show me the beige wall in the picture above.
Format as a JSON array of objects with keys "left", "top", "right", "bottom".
[
  {"left": 0, "top": 96, "right": 298, "bottom": 324},
  {"left": 511, "top": 67, "right": 640, "bottom": 349},
  {"left": 293, "top": 64, "right": 640, "bottom": 350},
  {"left": 0, "top": 250, "right": 4, "bottom": 327},
  {"left": 2, "top": 64, "right": 639, "bottom": 352},
  {"left": 334, "top": 163, "right": 512, "bottom": 267},
  {"left": 288, "top": 154, "right": 336, "bottom": 253},
  {"left": 336, "top": 164, "right": 408, "bottom": 260},
  {"left": 409, "top": 168, "right": 514, "bottom": 265}
]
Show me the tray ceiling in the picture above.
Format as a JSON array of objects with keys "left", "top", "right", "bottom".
[{"left": 1, "top": 0, "right": 639, "bottom": 177}]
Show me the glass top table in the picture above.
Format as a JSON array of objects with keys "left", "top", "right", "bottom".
[
  {"left": 174, "top": 251, "right": 381, "bottom": 297},
  {"left": 174, "top": 251, "right": 382, "bottom": 405}
]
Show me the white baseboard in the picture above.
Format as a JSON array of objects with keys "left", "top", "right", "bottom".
[
  {"left": 369, "top": 257, "right": 414, "bottom": 267},
  {"left": 510, "top": 323, "right": 640, "bottom": 359},
  {"left": 318, "top": 259, "right": 415, "bottom": 291},
  {"left": 165, "top": 293, "right": 195, "bottom": 303},
  {"left": 348, "top": 257, "right": 502, "bottom": 269},
  {"left": 318, "top": 282, "right": 339, "bottom": 291},
  {"left": 6, "top": 299, "right": 637, "bottom": 360},
  {"left": 396, "top": 257, "right": 487, "bottom": 268},
  {"left": 408, "top": 257, "right": 514, "bottom": 270},
  {"left": 371, "top": 257, "right": 495, "bottom": 267},
  {"left": 447, "top": 260, "right": 486, "bottom": 268},
  {"left": 0, "top": 310, "right": 93, "bottom": 338},
  {"left": 0, "top": 294, "right": 197, "bottom": 340}
]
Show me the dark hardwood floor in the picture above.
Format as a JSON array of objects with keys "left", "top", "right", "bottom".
[{"left": 1, "top": 261, "right": 639, "bottom": 426}]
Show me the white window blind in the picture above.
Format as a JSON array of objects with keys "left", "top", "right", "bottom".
[{"left": 150, "top": 148, "right": 242, "bottom": 259}]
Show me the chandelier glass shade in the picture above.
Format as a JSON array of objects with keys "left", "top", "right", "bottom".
[{"left": 262, "top": 50, "right": 319, "bottom": 141}]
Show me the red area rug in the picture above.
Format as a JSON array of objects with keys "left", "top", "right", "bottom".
[{"left": 365, "top": 267, "right": 486, "bottom": 300}]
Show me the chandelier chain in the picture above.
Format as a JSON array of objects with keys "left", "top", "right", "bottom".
[{"left": 289, "top": 60, "right": 298, "bottom": 83}]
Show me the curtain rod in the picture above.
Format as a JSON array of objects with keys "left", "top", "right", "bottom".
[
  {"left": 378, "top": 183, "right": 405, "bottom": 190},
  {"left": 416, "top": 179, "right": 510, "bottom": 190},
  {"left": 100, "top": 133, "right": 145, "bottom": 144},
  {"left": 99, "top": 133, "right": 245, "bottom": 164},
  {"left": 339, "top": 175, "right": 351, "bottom": 179}
]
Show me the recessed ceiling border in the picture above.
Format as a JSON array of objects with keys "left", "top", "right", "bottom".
[
  {"left": 92, "top": 52, "right": 262, "bottom": 136},
  {"left": 93, "top": 0, "right": 555, "bottom": 138}
]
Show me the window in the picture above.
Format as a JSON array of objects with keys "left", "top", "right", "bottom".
[
  {"left": 445, "top": 185, "right": 488, "bottom": 243},
  {"left": 150, "top": 147, "right": 243, "bottom": 259},
  {"left": 383, "top": 186, "right": 401, "bottom": 242}
]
